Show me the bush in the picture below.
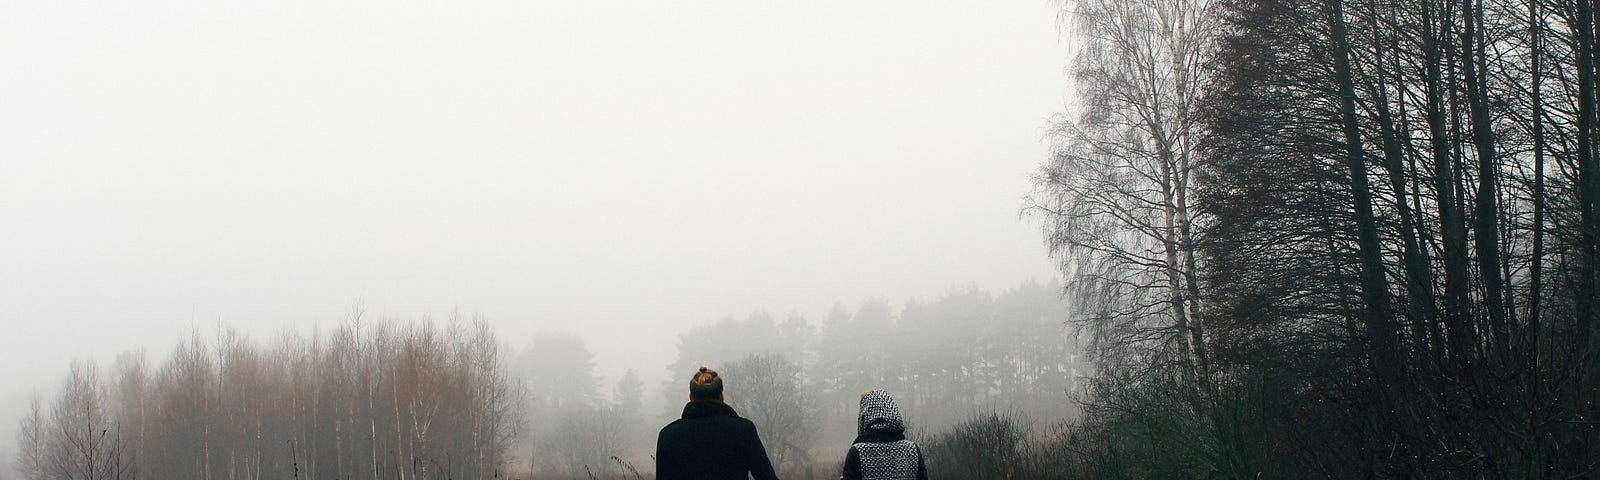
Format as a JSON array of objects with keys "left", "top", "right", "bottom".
[{"left": 921, "top": 410, "right": 1032, "bottom": 479}]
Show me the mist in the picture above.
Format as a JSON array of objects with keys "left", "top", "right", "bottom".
[
  {"left": 17, "top": 0, "right": 1594, "bottom": 477},
  {"left": 0, "top": 0, "right": 1068, "bottom": 478}
]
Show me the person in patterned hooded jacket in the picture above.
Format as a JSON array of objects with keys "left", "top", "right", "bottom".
[{"left": 840, "top": 389, "right": 928, "bottom": 480}]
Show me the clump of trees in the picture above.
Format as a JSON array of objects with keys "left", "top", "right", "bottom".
[
  {"left": 14, "top": 315, "right": 522, "bottom": 480},
  {"left": 1034, "top": 0, "right": 1600, "bottom": 475},
  {"left": 512, "top": 332, "right": 643, "bottom": 479}
]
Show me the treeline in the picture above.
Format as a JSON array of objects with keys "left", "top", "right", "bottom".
[
  {"left": 14, "top": 316, "right": 521, "bottom": 480},
  {"left": 12, "top": 281, "right": 1080, "bottom": 480},
  {"left": 1035, "top": 0, "right": 1600, "bottom": 476},
  {"left": 658, "top": 280, "right": 1081, "bottom": 478}
]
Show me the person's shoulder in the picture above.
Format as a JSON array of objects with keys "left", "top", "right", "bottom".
[
  {"left": 718, "top": 414, "right": 759, "bottom": 434},
  {"left": 729, "top": 414, "right": 758, "bottom": 429},
  {"left": 658, "top": 418, "right": 687, "bottom": 435}
]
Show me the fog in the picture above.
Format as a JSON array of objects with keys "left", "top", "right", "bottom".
[{"left": 0, "top": 0, "right": 1065, "bottom": 474}]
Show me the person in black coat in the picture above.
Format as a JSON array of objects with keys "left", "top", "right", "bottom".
[{"left": 656, "top": 366, "right": 779, "bottom": 480}]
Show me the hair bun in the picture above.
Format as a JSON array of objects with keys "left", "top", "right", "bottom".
[{"left": 689, "top": 366, "right": 724, "bottom": 399}]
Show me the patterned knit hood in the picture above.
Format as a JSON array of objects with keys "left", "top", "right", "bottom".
[
  {"left": 847, "top": 389, "right": 924, "bottom": 479},
  {"left": 857, "top": 389, "right": 906, "bottom": 436}
]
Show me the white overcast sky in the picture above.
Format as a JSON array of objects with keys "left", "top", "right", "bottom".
[{"left": 0, "top": 0, "right": 1067, "bottom": 454}]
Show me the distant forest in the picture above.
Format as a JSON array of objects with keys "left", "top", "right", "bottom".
[
  {"left": 10, "top": 281, "right": 1080, "bottom": 480},
  {"left": 515, "top": 280, "right": 1077, "bottom": 478}
]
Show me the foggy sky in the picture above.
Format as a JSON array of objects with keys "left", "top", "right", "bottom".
[{"left": 0, "top": 0, "right": 1066, "bottom": 458}]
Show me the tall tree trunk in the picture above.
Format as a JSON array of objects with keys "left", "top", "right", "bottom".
[
  {"left": 1330, "top": 0, "right": 1403, "bottom": 413},
  {"left": 1423, "top": 0, "right": 1479, "bottom": 373},
  {"left": 1578, "top": 0, "right": 1600, "bottom": 358},
  {"left": 1461, "top": 0, "right": 1510, "bottom": 363},
  {"left": 393, "top": 368, "right": 407, "bottom": 480},
  {"left": 1160, "top": 145, "right": 1208, "bottom": 386},
  {"left": 1331, "top": 0, "right": 1395, "bottom": 368},
  {"left": 1527, "top": 0, "right": 1548, "bottom": 473},
  {"left": 1370, "top": 0, "right": 1439, "bottom": 360}
]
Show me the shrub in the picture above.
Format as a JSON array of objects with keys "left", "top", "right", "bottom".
[{"left": 921, "top": 410, "right": 1031, "bottom": 478}]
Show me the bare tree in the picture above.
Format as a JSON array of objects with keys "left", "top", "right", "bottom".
[
  {"left": 1032, "top": 0, "right": 1218, "bottom": 387},
  {"left": 1028, "top": 0, "right": 1227, "bottom": 475},
  {"left": 15, "top": 394, "right": 45, "bottom": 480},
  {"left": 40, "top": 362, "right": 129, "bottom": 480},
  {"left": 722, "top": 354, "right": 818, "bottom": 474}
]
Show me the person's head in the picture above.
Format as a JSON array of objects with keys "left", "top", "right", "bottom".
[
  {"left": 857, "top": 389, "right": 906, "bottom": 435},
  {"left": 688, "top": 366, "right": 724, "bottom": 401}
]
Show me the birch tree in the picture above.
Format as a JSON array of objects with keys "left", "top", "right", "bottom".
[{"left": 1033, "top": 0, "right": 1219, "bottom": 386}]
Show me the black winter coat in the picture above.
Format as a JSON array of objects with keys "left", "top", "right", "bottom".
[{"left": 656, "top": 400, "right": 779, "bottom": 480}]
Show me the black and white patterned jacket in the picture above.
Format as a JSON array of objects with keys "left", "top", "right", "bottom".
[{"left": 840, "top": 389, "right": 928, "bottom": 480}]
